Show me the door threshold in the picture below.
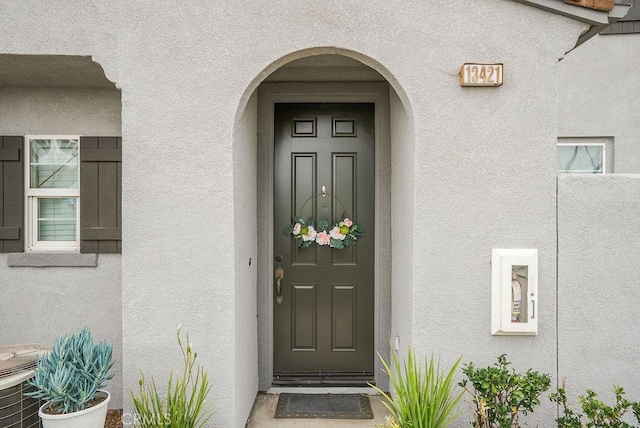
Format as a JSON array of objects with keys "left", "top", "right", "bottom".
[
  {"left": 267, "top": 386, "right": 381, "bottom": 395},
  {"left": 272, "top": 372, "right": 374, "bottom": 387}
]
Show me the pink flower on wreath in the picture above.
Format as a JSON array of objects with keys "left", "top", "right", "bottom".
[
  {"left": 342, "top": 218, "right": 353, "bottom": 227},
  {"left": 292, "top": 223, "right": 301, "bottom": 235},
  {"left": 330, "top": 226, "right": 346, "bottom": 240},
  {"left": 316, "top": 231, "right": 331, "bottom": 246},
  {"left": 301, "top": 225, "right": 317, "bottom": 242}
]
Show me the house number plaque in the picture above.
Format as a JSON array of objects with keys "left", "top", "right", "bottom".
[{"left": 460, "top": 63, "right": 503, "bottom": 87}]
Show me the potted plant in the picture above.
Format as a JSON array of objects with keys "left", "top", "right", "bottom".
[{"left": 25, "top": 327, "right": 114, "bottom": 428}]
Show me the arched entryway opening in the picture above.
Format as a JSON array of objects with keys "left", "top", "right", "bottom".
[{"left": 232, "top": 47, "right": 416, "bottom": 393}]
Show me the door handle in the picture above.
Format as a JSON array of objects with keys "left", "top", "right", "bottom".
[{"left": 275, "top": 268, "right": 284, "bottom": 304}]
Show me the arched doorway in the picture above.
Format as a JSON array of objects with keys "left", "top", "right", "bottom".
[{"left": 233, "top": 49, "right": 415, "bottom": 392}]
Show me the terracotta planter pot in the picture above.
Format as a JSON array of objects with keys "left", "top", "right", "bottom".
[
  {"left": 563, "top": 0, "right": 616, "bottom": 12},
  {"left": 38, "top": 390, "right": 110, "bottom": 428}
]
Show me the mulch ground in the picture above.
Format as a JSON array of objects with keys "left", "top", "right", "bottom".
[{"left": 105, "top": 409, "right": 123, "bottom": 428}]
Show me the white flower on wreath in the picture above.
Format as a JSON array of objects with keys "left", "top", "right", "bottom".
[
  {"left": 301, "top": 225, "right": 317, "bottom": 242},
  {"left": 292, "top": 223, "right": 302, "bottom": 235},
  {"left": 330, "top": 226, "right": 346, "bottom": 240}
]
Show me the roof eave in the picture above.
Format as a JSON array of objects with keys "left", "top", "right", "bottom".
[
  {"left": 574, "top": 4, "right": 631, "bottom": 49},
  {"left": 512, "top": 1, "right": 631, "bottom": 52}
]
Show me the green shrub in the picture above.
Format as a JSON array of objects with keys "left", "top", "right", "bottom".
[
  {"left": 130, "top": 326, "right": 213, "bottom": 428},
  {"left": 550, "top": 379, "right": 640, "bottom": 427},
  {"left": 25, "top": 327, "right": 114, "bottom": 414},
  {"left": 370, "top": 347, "right": 463, "bottom": 428},
  {"left": 459, "top": 354, "right": 551, "bottom": 428}
]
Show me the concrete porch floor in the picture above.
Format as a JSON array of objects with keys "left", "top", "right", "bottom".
[{"left": 246, "top": 388, "right": 392, "bottom": 427}]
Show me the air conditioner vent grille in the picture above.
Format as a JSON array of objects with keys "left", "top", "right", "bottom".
[{"left": 0, "top": 381, "right": 41, "bottom": 427}]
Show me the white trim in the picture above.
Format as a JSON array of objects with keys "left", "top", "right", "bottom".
[
  {"left": 557, "top": 141, "right": 606, "bottom": 174},
  {"left": 24, "top": 135, "right": 81, "bottom": 252},
  {"left": 257, "top": 82, "right": 391, "bottom": 390}
]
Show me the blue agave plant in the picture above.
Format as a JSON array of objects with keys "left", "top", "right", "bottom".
[{"left": 25, "top": 327, "right": 114, "bottom": 414}]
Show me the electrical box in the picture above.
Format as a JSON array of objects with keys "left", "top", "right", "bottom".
[{"left": 491, "top": 249, "right": 538, "bottom": 335}]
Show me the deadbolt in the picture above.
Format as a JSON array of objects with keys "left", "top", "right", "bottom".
[{"left": 275, "top": 255, "right": 283, "bottom": 262}]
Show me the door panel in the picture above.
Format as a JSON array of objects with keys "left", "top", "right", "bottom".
[{"left": 273, "top": 103, "right": 374, "bottom": 380}]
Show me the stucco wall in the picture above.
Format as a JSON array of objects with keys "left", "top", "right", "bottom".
[
  {"left": 0, "top": 87, "right": 121, "bottom": 136},
  {"left": 403, "top": 7, "right": 583, "bottom": 427},
  {"left": 0, "top": 87, "right": 123, "bottom": 408},
  {"left": 559, "top": 34, "right": 640, "bottom": 173},
  {"left": 558, "top": 174, "right": 640, "bottom": 405},
  {"left": 0, "top": 255, "right": 123, "bottom": 408},
  {"left": 232, "top": 91, "right": 259, "bottom": 423},
  {"left": 0, "top": 1, "right": 592, "bottom": 427},
  {"left": 389, "top": 88, "right": 415, "bottom": 363}
]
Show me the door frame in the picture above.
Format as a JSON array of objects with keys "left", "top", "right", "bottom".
[{"left": 256, "top": 82, "right": 391, "bottom": 390}]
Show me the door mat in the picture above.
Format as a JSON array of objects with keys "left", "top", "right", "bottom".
[{"left": 275, "top": 393, "right": 373, "bottom": 419}]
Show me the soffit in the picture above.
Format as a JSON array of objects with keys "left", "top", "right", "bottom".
[
  {"left": 0, "top": 55, "right": 115, "bottom": 89},
  {"left": 264, "top": 55, "right": 386, "bottom": 82}
]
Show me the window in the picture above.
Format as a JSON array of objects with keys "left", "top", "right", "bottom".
[
  {"left": 557, "top": 143, "right": 605, "bottom": 174},
  {"left": 1, "top": 135, "right": 121, "bottom": 256},
  {"left": 25, "top": 136, "right": 80, "bottom": 251}
]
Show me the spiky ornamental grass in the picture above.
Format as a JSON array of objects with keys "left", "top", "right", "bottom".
[
  {"left": 371, "top": 347, "right": 463, "bottom": 428},
  {"left": 130, "top": 326, "right": 213, "bottom": 428},
  {"left": 26, "top": 327, "right": 114, "bottom": 414}
]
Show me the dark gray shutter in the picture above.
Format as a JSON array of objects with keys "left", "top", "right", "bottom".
[
  {"left": 80, "top": 136, "right": 122, "bottom": 253},
  {"left": 0, "top": 136, "right": 24, "bottom": 253}
]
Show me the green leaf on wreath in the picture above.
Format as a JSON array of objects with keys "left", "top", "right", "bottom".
[
  {"left": 343, "top": 236, "right": 355, "bottom": 247},
  {"left": 283, "top": 224, "right": 294, "bottom": 235},
  {"left": 317, "top": 219, "right": 329, "bottom": 232},
  {"left": 331, "top": 238, "right": 345, "bottom": 249}
]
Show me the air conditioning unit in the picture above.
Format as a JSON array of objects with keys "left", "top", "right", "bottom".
[{"left": 0, "top": 345, "right": 50, "bottom": 428}]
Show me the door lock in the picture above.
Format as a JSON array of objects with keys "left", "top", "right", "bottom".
[{"left": 274, "top": 267, "right": 284, "bottom": 304}]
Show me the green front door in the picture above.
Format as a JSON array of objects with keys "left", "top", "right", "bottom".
[{"left": 273, "top": 103, "right": 375, "bottom": 385}]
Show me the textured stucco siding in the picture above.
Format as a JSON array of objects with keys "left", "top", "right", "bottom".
[
  {"left": 559, "top": 34, "right": 640, "bottom": 173},
  {"left": 389, "top": 88, "right": 415, "bottom": 365},
  {"left": 233, "top": 91, "right": 259, "bottom": 422},
  {"left": 0, "top": 88, "right": 121, "bottom": 136},
  {"left": 0, "top": 254, "right": 123, "bottom": 408},
  {"left": 0, "top": 1, "right": 597, "bottom": 427},
  {"left": 0, "top": 87, "right": 123, "bottom": 407},
  {"left": 558, "top": 174, "right": 640, "bottom": 405},
  {"left": 404, "top": 4, "right": 583, "bottom": 426}
]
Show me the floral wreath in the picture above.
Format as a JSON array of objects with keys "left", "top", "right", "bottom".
[{"left": 283, "top": 216, "right": 364, "bottom": 249}]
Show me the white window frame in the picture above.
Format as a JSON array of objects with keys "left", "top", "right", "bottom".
[
  {"left": 557, "top": 142, "right": 606, "bottom": 174},
  {"left": 24, "top": 135, "right": 81, "bottom": 252}
]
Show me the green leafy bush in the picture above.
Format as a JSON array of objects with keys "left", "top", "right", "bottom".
[
  {"left": 459, "top": 354, "right": 551, "bottom": 428},
  {"left": 25, "top": 327, "right": 114, "bottom": 414},
  {"left": 370, "top": 347, "right": 463, "bottom": 428},
  {"left": 130, "top": 326, "right": 213, "bottom": 428},
  {"left": 550, "top": 379, "right": 640, "bottom": 427}
]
